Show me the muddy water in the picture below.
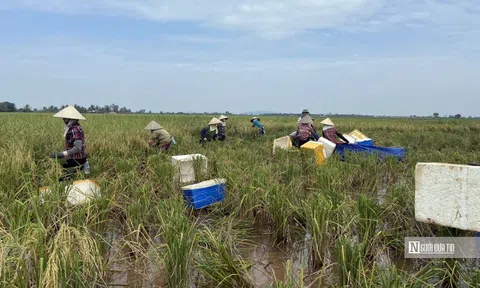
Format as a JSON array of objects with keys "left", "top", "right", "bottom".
[{"left": 106, "top": 219, "right": 417, "bottom": 287}]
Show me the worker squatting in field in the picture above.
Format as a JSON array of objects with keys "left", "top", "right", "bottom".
[
  {"left": 293, "top": 115, "right": 320, "bottom": 147},
  {"left": 320, "top": 118, "right": 350, "bottom": 145},
  {"left": 200, "top": 117, "right": 222, "bottom": 144},
  {"left": 49, "top": 105, "right": 89, "bottom": 181},
  {"left": 218, "top": 115, "right": 229, "bottom": 141},
  {"left": 144, "top": 121, "right": 176, "bottom": 151}
]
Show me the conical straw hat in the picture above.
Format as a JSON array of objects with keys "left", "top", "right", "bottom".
[
  {"left": 208, "top": 117, "right": 222, "bottom": 126},
  {"left": 250, "top": 117, "right": 259, "bottom": 122},
  {"left": 144, "top": 121, "right": 163, "bottom": 130},
  {"left": 219, "top": 115, "right": 229, "bottom": 120},
  {"left": 53, "top": 105, "right": 86, "bottom": 120},
  {"left": 320, "top": 118, "right": 334, "bottom": 126},
  {"left": 299, "top": 115, "right": 313, "bottom": 124}
]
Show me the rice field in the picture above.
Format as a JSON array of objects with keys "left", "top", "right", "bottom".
[{"left": 1, "top": 113, "right": 480, "bottom": 287}]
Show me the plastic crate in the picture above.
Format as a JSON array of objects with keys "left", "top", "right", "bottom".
[
  {"left": 182, "top": 179, "right": 226, "bottom": 209},
  {"left": 300, "top": 141, "right": 325, "bottom": 165},
  {"left": 273, "top": 136, "right": 292, "bottom": 153}
]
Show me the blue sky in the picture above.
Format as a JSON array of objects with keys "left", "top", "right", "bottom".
[{"left": 1, "top": 1, "right": 479, "bottom": 116}]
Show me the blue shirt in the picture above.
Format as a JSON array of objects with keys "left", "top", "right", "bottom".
[{"left": 252, "top": 119, "right": 263, "bottom": 129}]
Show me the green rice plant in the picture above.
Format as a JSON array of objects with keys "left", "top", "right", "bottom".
[
  {"left": 357, "top": 194, "right": 380, "bottom": 257},
  {"left": 270, "top": 260, "right": 304, "bottom": 288},
  {"left": 264, "top": 185, "right": 295, "bottom": 245},
  {"left": 42, "top": 224, "right": 106, "bottom": 287},
  {"left": 335, "top": 237, "right": 366, "bottom": 288},
  {"left": 195, "top": 222, "right": 253, "bottom": 288},
  {"left": 378, "top": 265, "right": 404, "bottom": 288},
  {"left": 154, "top": 197, "right": 196, "bottom": 288},
  {"left": 300, "top": 193, "right": 333, "bottom": 269},
  {"left": 2, "top": 114, "right": 480, "bottom": 287}
]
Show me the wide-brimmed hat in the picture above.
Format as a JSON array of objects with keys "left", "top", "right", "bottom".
[
  {"left": 53, "top": 105, "right": 86, "bottom": 120},
  {"left": 320, "top": 118, "right": 334, "bottom": 126},
  {"left": 144, "top": 121, "right": 163, "bottom": 130},
  {"left": 250, "top": 117, "right": 260, "bottom": 123},
  {"left": 302, "top": 109, "right": 309, "bottom": 114},
  {"left": 299, "top": 115, "right": 313, "bottom": 124},
  {"left": 208, "top": 117, "right": 222, "bottom": 126},
  {"left": 219, "top": 115, "right": 229, "bottom": 120}
]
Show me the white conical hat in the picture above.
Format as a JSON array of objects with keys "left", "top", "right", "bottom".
[
  {"left": 53, "top": 105, "right": 86, "bottom": 120},
  {"left": 144, "top": 121, "right": 163, "bottom": 130},
  {"left": 250, "top": 117, "right": 259, "bottom": 122},
  {"left": 299, "top": 115, "right": 313, "bottom": 124},
  {"left": 208, "top": 117, "right": 222, "bottom": 125},
  {"left": 320, "top": 118, "right": 334, "bottom": 126},
  {"left": 219, "top": 115, "right": 229, "bottom": 120}
]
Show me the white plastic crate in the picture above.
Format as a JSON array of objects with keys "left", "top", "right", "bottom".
[
  {"left": 273, "top": 136, "right": 292, "bottom": 154},
  {"left": 171, "top": 154, "right": 208, "bottom": 183},
  {"left": 317, "top": 137, "right": 336, "bottom": 158},
  {"left": 415, "top": 163, "right": 480, "bottom": 231}
]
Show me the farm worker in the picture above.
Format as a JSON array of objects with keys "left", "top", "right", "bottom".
[
  {"left": 250, "top": 117, "right": 265, "bottom": 135},
  {"left": 298, "top": 109, "right": 310, "bottom": 122},
  {"left": 200, "top": 117, "right": 222, "bottom": 144},
  {"left": 218, "top": 115, "right": 229, "bottom": 141},
  {"left": 144, "top": 121, "right": 175, "bottom": 151},
  {"left": 291, "top": 110, "right": 319, "bottom": 141},
  {"left": 294, "top": 116, "right": 319, "bottom": 147},
  {"left": 49, "top": 105, "right": 88, "bottom": 181},
  {"left": 321, "top": 118, "right": 350, "bottom": 144}
]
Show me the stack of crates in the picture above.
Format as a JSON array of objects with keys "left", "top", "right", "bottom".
[{"left": 171, "top": 154, "right": 226, "bottom": 209}]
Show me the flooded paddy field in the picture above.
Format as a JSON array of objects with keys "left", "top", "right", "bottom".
[{"left": 1, "top": 114, "right": 480, "bottom": 287}]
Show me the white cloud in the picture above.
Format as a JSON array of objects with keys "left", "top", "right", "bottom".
[{"left": 3, "top": 0, "right": 480, "bottom": 38}]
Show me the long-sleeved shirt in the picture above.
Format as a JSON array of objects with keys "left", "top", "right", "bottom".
[
  {"left": 252, "top": 119, "right": 264, "bottom": 129},
  {"left": 201, "top": 127, "right": 218, "bottom": 141},
  {"left": 217, "top": 123, "right": 226, "bottom": 137},
  {"left": 296, "top": 123, "right": 316, "bottom": 141},
  {"left": 65, "top": 124, "right": 87, "bottom": 159},
  {"left": 151, "top": 129, "right": 172, "bottom": 148},
  {"left": 322, "top": 127, "right": 349, "bottom": 144}
]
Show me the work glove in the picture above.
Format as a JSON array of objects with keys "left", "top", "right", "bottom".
[{"left": 50, "top": 151, "right": 66, "bottom": 159}]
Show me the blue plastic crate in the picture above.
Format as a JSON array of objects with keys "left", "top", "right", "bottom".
[{"left": 182, "top": 179, "right": 226, "bottom": 209}]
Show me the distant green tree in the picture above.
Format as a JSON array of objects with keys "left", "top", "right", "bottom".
[
  {"left": 433, "top": 112, "right": 439, "bottom": 118},
  {"left": 0, "top": 102, "right": 16, "bottom": 112},
  {"left": 455, "top": 114, "right": 462, "bottom": 119}
]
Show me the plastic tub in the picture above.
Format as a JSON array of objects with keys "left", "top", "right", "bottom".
[{"left": 182, "top": 178, "right": 226, "bottom": 209}]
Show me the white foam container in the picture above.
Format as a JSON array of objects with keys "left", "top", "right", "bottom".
[
  {"left": 273, "top": 136, "right": 292, "bottom": 153},
  {"left": 342, "top": 134, "right": 357, "bottom": 144},
  {"left": 39, "top": 179, "right": 100, "bottom": 205},
  {"left": 317, "top": 137, "right": 336, "bottom": 158},
  {"left": 171, "top": 154, "right": 208, "bottom": 183},
  {"left": 415, "top": 163, "right": 480, "bottom": 231}
]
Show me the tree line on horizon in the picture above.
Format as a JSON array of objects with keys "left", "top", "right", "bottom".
[{"left": 0, "top": 101, "right": 472, "bottom": 119}]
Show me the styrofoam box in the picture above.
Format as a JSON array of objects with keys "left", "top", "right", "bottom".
[
  {"left": 342, "top": 134, "right": 357, "bottom": 144},
  {"left": 171, "top": 154, "right": 208, "bottom": 183},
  {"left": 66, "top": 180, "right": 100, "bottom": 205},
  {"left": 415, "top": 163, "right": 480, "bottom": 231},
  {"left": 317, "top": 137, "right": 336, "bottom": 158},
  {"left": 273, "top": 136, "right": 292, "bottom": 153},
  {"left": 39, "top": 179, "right": 100, "bottom": 205},
  {"left": 182, "top": 178, "right": 226, "bottom": 209}
]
